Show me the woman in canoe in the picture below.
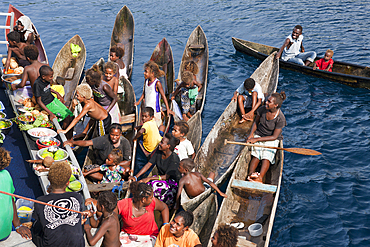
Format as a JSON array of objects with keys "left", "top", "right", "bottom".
[
  {"left": 86, "top": 65, "right": 120, "bottom": 123},
  {"left": 246, "top": 91, "right": 287, "bottom": 183},
  {"left": 129, "top": 133, "right": 181, "bottom": 208},
  {"left": 14, "top": 16, "right": 35, "bottom": 45},
  {"left": 116, "top": 181, "right": 169, "bottom": 246}
]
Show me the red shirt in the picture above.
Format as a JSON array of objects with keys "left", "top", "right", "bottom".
[
  {"left": 117, "top": 198, "right": 159, "bottom": 236},
  {"left": 315, "top": 58, "right": 334, "bottom": 72}
]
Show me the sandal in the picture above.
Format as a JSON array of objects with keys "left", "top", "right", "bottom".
[{"left": 228, "top": 222, "right": 245, "bottom": 229}]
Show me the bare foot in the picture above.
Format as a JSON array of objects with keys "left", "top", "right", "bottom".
[{"left": 247, "top": 172, "right": 263, "bottom": 183}]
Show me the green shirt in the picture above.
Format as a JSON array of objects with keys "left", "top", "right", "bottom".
[{"left": 0, "top": 169, "right": 15, "bottom": 239}]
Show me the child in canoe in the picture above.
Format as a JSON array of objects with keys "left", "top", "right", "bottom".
[
  {"left": 313, "top": 49, "right": 334, "bottom": 72},
  {"left": 172, "top": 120, "right": 195, "bottom": 160},
  {"left": 84, "top": 191, "right": 121, "bottom": 247},
  {"left": 247, "top": 92, "right": 287, "bottom": 183},
  {"left": 103, "top": 61, "right": 119, "bottom": 94},
  {"left": 135, "top": 61, "right": 174, "bottom": 126},
  {"left": 83, "top": 148, "right": 130, "bottom": 182},
  {"left": 175, "top": 158, "right": 227, "bottom": 210},
  {"left": 4, "top": 31, "right": 28, "bottom": 73},
  {"left": 57, "top": 83, "right": 111, "bottom": 137},
  {"left": 171, "top": 71, "right": 202, "bottom": 121},
  {"left": 109, "top": 45, "right": 127, "bottom": 79}
]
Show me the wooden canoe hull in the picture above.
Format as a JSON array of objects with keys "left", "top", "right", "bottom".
[
  {"left": 177, "top": 25, "right": 209, "bottom": 153},
  {"left": 110, "top": 5, "right": 134, "bottom": 79},
  {"left": 6, "top": 4, "right": 48, "bottom": 64},
  {"left": 206, "top": 141, "right": 284, "bottom": 247},
  {"left": 232, "top": 37, "right": 370, "bottom": 89},
  {"left": 52, "top": 34, "right": 86, "bottom": 108},
  {"left": 183, "top": 53, "right": 279, "bottom": 241}
]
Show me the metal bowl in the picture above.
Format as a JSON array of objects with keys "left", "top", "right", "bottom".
[
  {"left": 37, "top": 147, "right": 69, "bottom": 161},
  {"left": 36, "top": 136, "right": 61, "bottom": 150},
  {"left": 0, "top": 112, "right": 6, "bottom": 119},
  {"left": 17, "top": 114, "right": 36, "bottom": 125},
  {"left": 0, "top": 119, "right": 13, "bottom": 135},
  {"left": 27, "top": 127, "right": 57, "bottom": 141}
]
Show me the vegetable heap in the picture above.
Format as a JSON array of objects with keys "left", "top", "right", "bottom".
[
  {"left": 17, "top": 114, "right": 54, "bottom": 131},
  {"left": 0, "top": 120, "right": 11, "bottom": 129},
  {"left": 40, "top": 139, "right": 59, "bottom": 146},
  {"left": 41, "top": 149, "right": 66, "bottom": 161}
]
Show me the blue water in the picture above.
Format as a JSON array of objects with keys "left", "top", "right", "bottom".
[{"left": 1, "top": 0, "right": 370, "bottom": 246}]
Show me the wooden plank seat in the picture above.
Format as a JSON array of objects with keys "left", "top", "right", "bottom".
[
  {"left": 64, "top": 67, "right": 75, "bottom": 80},
  {"left": 237, "top": 236, "right": 257, "bottom": 247},
  {"left": 87, "top": 181, "right": 129, "bottom": 192},
  {"left": 188, "top": 44, "right": 204, "bottom": 49},
  {"left": 231, "top": 179, "right": 277, "bottom": 194},
  {"left": 119, "top": 113, "right": 135, "bottom": 124}
]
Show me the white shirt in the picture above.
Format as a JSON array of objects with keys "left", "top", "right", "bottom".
[
  {"left": 282, "top": 34, "right": 304, "bottom": 61},
  {"left": 174, "top": 139, "right": 194, "bottom": 160},
  {"left": 236, "top": 82, "right": 264, "bottom": 101}
]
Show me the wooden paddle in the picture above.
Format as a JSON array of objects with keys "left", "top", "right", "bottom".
[
  {"left": 224, "top": 139, "right": 322, "bottom": 156},
  {"left": 0, "top": 190, "right": 85, "bottom": 215}
]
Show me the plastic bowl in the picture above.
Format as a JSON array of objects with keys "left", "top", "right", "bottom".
[
  {"left": 37, "top": 147, "right": 69, "bottom": 161},
  {"left": 27, "top": 127, "right": 57, "bottom": 141},
  {"left": 36, "top": 136, "right": 61, "bottom": 150},
  {"left": 0, "top": 111, "right": 6, "bottom": 119},
  {"left": 17, "top": 114, "right": 36, "bottom": 125},
  {"left": 248, "top": 223, "right": 263, "bottom": 237},
  {"left": 0, "top": 119, "right": 12, "bottom": 135}
]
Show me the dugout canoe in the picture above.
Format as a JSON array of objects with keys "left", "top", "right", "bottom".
[
  {"left": 109, "top": 5, "right": 134, "bottom": 79},
  {"left": 82, "top": 76, "right": 138, "bottom": 194},
  {"left": 6, "top": 4, "right": 48, "bottom": 64},
  {"left": 176, "top": 25, "right": 208, "bottom": 152},
  {"left": 52, "top": 34, "right": 86, "bottom": 108},
  {"left": 206, "top": 141, "right": 284, "bottom": 247},
  {"left": 232, "top": 37, "right": 370, "bottom": 89},
  {"left": 185, "top": 52, "right": 279, "bottom": 243}
]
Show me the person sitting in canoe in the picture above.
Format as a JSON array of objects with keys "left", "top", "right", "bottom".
[
  {"left": 33, "top": 65, "right": 74, "bottom": 138},
  {"left": 276, "top": 25, "right": 316, "bottom": 66},
  {"left": 172, "top": 121, "right": 195, "bottom": 160},
  {"left": 86, "top": 65, "right": 120, "bottom": 124},
  {"left": 313, "top": 49, "right": 334, "bottom": 72},
  {"left": 133, "top": 107, "right": 164, "bottom": 155},
  {"left": 231, "top": 77, "right": 264, "bottom": 123},
  {"left": 171, "top": 71, "right": 202, "bottom": 121},
  {"left": 11, "top": 44, "right": 49, "bottom": 90},
  {"left": 84, "top": 191, "right": 121, "bottom": 247},
  {"left": 63, "top": 124, "right": 132, "bottom": 179},
  {"left": 247, "top": 92, "right": 287, "bottom": 183},
  {"left": 135, "top": 61, "right": 174, "bottom": 126},
  {"left": 110, "top": 45, "right": 127, "bottom": 79},
  {"left": 210, "top": 224, "right": 239, "bottom": 247},
  {"left": 14, "top": 16, "right": 35, "bottom": 45},
  {"left": 4, "top": 31, "right": 28, "bottom": 73},
  {"left": 83, "top": 148, "right": 130, "bottom": 183},
  {"left": 155, "top": 210, "right": 202, "bottom": 247},
  {"left": 103, "top": 61, "right": 119, "bottom": 94},
  {"left": 175, "top": 158, "right": 226, "bottom": 210},
  {"left": 130, "top": 133, "right": 181, "bottom": 208},
  {"left": 57, "top": 83, "right": 112, "bottom": 138}
]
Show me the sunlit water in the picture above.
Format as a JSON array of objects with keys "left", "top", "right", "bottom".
[{"left": 2, "top": 0, "right": 370, "bottom": 246}]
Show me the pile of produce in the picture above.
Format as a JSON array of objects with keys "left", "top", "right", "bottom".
[
  {"left": 17, "top": 114, "right": 35, "bottom": 123},
  {"left": 40, "top": 139, "right": 59, "bottom": 146},
  {"left": 40, "top": 148, "right": 66, "bottom": 161},
  {"left": 0, "top": 120, "right": 12, "bottom": 129},
  {"left": 2, "top": 57, "right": 24, "bottom": 74},
  {"left": 17, "top": 114, "right": 53, "bottom": 131},
  {"left": 0, "top": 131, "right": 3, "bottom": 144},
  {"left": 66, "top": 174, "right": 82, "bottom": 192}
]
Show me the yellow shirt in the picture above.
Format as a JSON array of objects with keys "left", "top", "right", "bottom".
[
  {"left": 154, "top": 224, "right": 201, "bottom": 247},
  {"left": 51, "top": 85, "right": 65, "bottom": 98},
  {"left": 142, "top": 119, "right": 162, "bottom": 152}
]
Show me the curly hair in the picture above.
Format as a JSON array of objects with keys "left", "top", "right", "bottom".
[
  {"left": 110, "top": 148, "right": 123, "bottom": 165},
  {"left": 48, "top": 161, "right": 71, "bottom": 189},
  {"left": 24, "top": 45, "right": 39, "bottom": 61},
  {"left": 184, "top": 61, "right": 199, "bottom": 75},
  {"left": 76, "top": 83, "right": 92, "bottom": 99},
  {"left": 180, "top": 158, "right": 195, "bottom": 172},
  {"left": 164, "top": 133, "right": 180, "bottom": 152},
  {"left": 181, "top": 71, "right": 193, "bottom": 85},
  {"left": 110, "top": 45, "right": 125, "bottom": 59},
  {"left": 7, "top": 31, "right": 20, "bottom": 43},
  {"left": 144, "top": 61, "right": 165, "bottom": 78},
  {"left": 130, "top": 182, "right": 153, "bottom": 203},
  {"left": 0, "top": 148, "right": 11, "bottom": 170},
  {"left": 215, "top": 224, "right": 238, "bottom": 247},
  {"left": 98, "top": 191, "right": 117, "bottom": 213},
  {"left": 175, "top": 210, "right": 194, "bottom": 227},
  {"left": 86, "top": 64, "right": 102, "bottom": 85},
  {"left": 175, "top": 120, "right": 189, "bottom": 135},
  {"left": 270, "top": 91, "right": 286, "bottom": 108},
  {"left": 104, "top": 61, "right": 117, "bottom": 74},
  {"left": 109, "top": 123, "right": 123, "bottom": 134}
]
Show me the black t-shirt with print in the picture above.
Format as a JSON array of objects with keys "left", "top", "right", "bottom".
[
  {"left": 32, "top": 192, "right": 85, "bottom": 247},
  {"left": 33, "top": 76, "right": 54, "bottom": 105},
  {"left": 92, "top": 134, "right": 132, "bottom": 165}
]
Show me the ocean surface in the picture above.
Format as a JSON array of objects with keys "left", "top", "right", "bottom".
[{"left": 1, "top": 0, "right": 370, "bottom": 246}]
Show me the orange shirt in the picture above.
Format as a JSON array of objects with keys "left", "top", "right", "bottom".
[{"left": 154, "top": 224, "right": 201, "bottom": 247}]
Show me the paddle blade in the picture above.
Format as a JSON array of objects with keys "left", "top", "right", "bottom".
[{"left": 284, "top": 148, "right": 321, "bottom": 156}]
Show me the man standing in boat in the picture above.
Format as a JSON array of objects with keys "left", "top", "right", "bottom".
[
  {"left": 231, "top": 78, "right": 264, "bottom": 123},
  {"left": 276, "top": 25, "right": 316, "bottom": 66}
]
